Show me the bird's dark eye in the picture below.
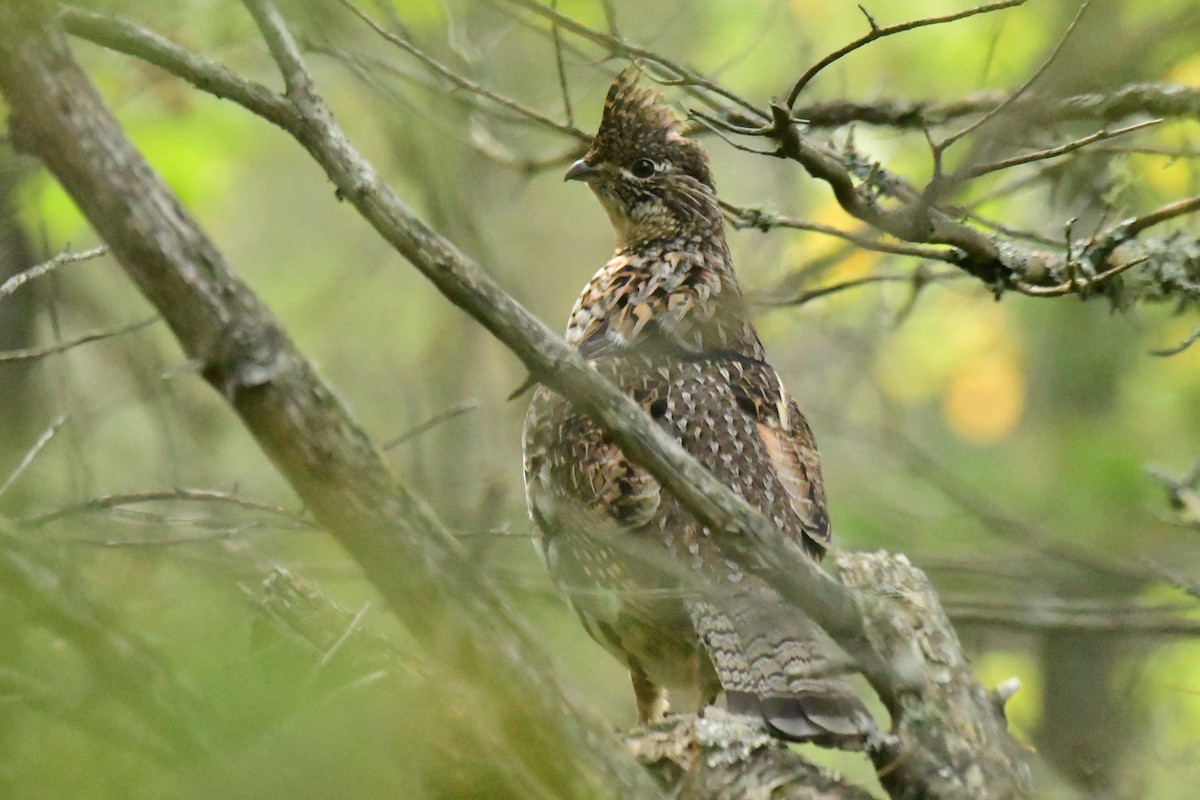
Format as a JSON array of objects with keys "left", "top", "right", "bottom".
[{"left": 630, "top": 159, "right": 656, "bottom": 179}]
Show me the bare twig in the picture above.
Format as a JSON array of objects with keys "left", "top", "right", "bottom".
[
  {"left": 0, "top": 244, "right": 106, "bottom": 300},
  {"left": 890, "top": 433, "right": 1156, "bottom": 585},
  {"left": 549, "top": 0, "right": 573, "bottom": 127},
  {"left": 1086, "top": 195, "right": 1200, "bottom": 267},
  {"left": 383, "top": 399, "right": 482, "bottom": 450},
  {"left": 958, "top": 118, "right": 1162, "bottom": 180},
  {"left": 1122, "top": 195, "right": 1200, "bottom": 239},
  {"left": 315, "top": 601, "right": 372, "bottom": 669},
  {"left": 68, "top": 523, "right": 268, "bottom": 548},
  {"left": 938, "top": 0, "right": 1092, "bottom": 151},
  {"left": 689, "top": 109, "right": 780, "bottom": 156},
  {"left": 597, "top": 0, "right": 619, "bottom": 35},
  {"left": 1151, "top": 321, "right": 1200, "bottom": 357},
  {"left": 495, "top": 0, "right": 765, "bottom": 119},
  {"left": 0, "top": 413, "right": 70, "bottom": 499},
  {"left": 1014, "top": 255, "right": 1147, "bottom": 297},
  {"left": 785, "top": 0, "right": 1025, "bottom": 109},
  {"left": 335, "top": 0, "right": 588, "bottom": 141},
  {"left": 0, "top": 316, "right": 158, "bottom": 364},
  {"left": 19, "top": 487, "right": 314, "bottom": 529},
  {"left": 61, "top": 7, "right": 297, "bottom": 126},
  {"left": 762, "top": 270, "right": 963, "bottom": 307},
  {"left": 248, "top": 0, "right": 313, "bottom": 102},
  {"left": 725, "top": 201, "right": 965, "bottom": 263}
]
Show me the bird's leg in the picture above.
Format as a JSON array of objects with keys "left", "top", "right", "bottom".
[{"left": 630, "top": 662, "right": 669, "bottom": 724}]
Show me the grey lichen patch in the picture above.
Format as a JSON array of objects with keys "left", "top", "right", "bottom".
[
  {"left": 695, "top": 707, "right": 775, "bottom": 767},
  {"left": 625, "top": 711, "right": 878, "bottom": 799},
  {"left": 834, "top": 550, "right": 1034, "bottom": 799}
]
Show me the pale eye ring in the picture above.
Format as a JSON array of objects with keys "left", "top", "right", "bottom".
[{"left": 630, "top": 158, "right": 656, "bottom": 179}]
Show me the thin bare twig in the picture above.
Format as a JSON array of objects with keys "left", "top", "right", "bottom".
[
  {"left": 689, "top": 109, "right": 780, "bottom": 156},
  {"left": 19, "top": 487, "right": 315, "bottom": 528},
  {"left": 891, "top": 432, "right": 1156, "bottom": 585},
  {"left": 761, "top": 270, "right": 963, "bottom": 307},
  {"left": 1014, "top": 255, "right": 1147, "bottom": 297},
  {"left": 61, "top": 7, "right": 297, "bottom": 126},
  {"left": 0, "top": 316, "right": 158, "bottom": 364},
  {"left": 315, "top": 601, "right": 372, "bottom": 669},
  {"left": 68, "top": 523, "right": 271, "bottom": 548},
  {"left": 0, "top": 245, "right": 106, "bottom": 301},
  {"left": 337, "top": 0, "right": 588, "bottom": 140},
  {"left": 724, "top": 201, "right": 965, "bottom": 262},
  {"left": 599, "top": 0, "right": 619, "bottom": 36},
  {"left": 1151, "top": 321, "right": 1200, "bottom": 357},
  {"left": 495, "top": 0, "right": 765, "bottom": 119},
  {"left": 0, "top": 414, "right": 70, "bottom": 499},
  {"left": 939, "top": 0, "right": 1092, "bottom": 151},
  {"left": 958, "top": 118, "right": 1163, "bottom": 180},
  {"left": 549, "top": 0, "right": 573, "bottom": 128},
  {"left": 383, "top": 399, "right": 482, "bottom": 449},
  {"left": 785, "top": 0, "right": 1025, "bottom": 109},
  {"left": 1123, "top": 195, "right": 1200, "bottom": 239},
  {"left": 1086, "top": 194, "right": 1200, "bottom": 267}
]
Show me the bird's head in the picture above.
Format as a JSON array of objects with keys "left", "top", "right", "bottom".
[{"left": 566, "top": 69, "right": 721, "bottom": 248}]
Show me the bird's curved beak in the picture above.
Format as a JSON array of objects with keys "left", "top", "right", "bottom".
[{"left": 564, "top": 158, "right": 594, "bottom": 182}]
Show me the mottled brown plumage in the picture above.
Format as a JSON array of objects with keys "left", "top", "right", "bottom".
[{"left": 523, "top": 69, "right": 872, "bottom": 744}]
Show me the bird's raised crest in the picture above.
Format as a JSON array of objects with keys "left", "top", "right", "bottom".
[
  {"left": 587, "top": 67, "right": 715, "bottom": 198},
  {"left": 599, "top": 67, "right": 680, "bottom": 136}
]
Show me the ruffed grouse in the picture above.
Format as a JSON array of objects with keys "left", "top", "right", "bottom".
[{"left": 522, "top": 70, "right": 872, "bottom": 745}]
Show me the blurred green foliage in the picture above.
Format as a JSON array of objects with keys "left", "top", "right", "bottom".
[{"left": 2, "top": 1, "right": 1199, "bottom": 798}]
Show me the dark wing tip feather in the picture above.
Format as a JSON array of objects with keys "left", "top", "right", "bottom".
[{"left": 757, "top": 692, "right": 875, "bottom": 748}]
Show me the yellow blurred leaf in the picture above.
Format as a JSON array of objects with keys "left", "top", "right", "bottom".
[
  {"left": 943, "top": 349, "right": 1025, "bottom": 444},
  {"left": 1167, "top": 53, "right": 1200, "bottom": 86}
]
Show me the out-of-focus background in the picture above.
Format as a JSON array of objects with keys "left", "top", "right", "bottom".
[{"left": 2, "top": 1, "right": 1199, "bottom": 797}]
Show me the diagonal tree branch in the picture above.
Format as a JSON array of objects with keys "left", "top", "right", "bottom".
[{"left": 0, "top": 7, "right": 659, "bottom": 799}]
